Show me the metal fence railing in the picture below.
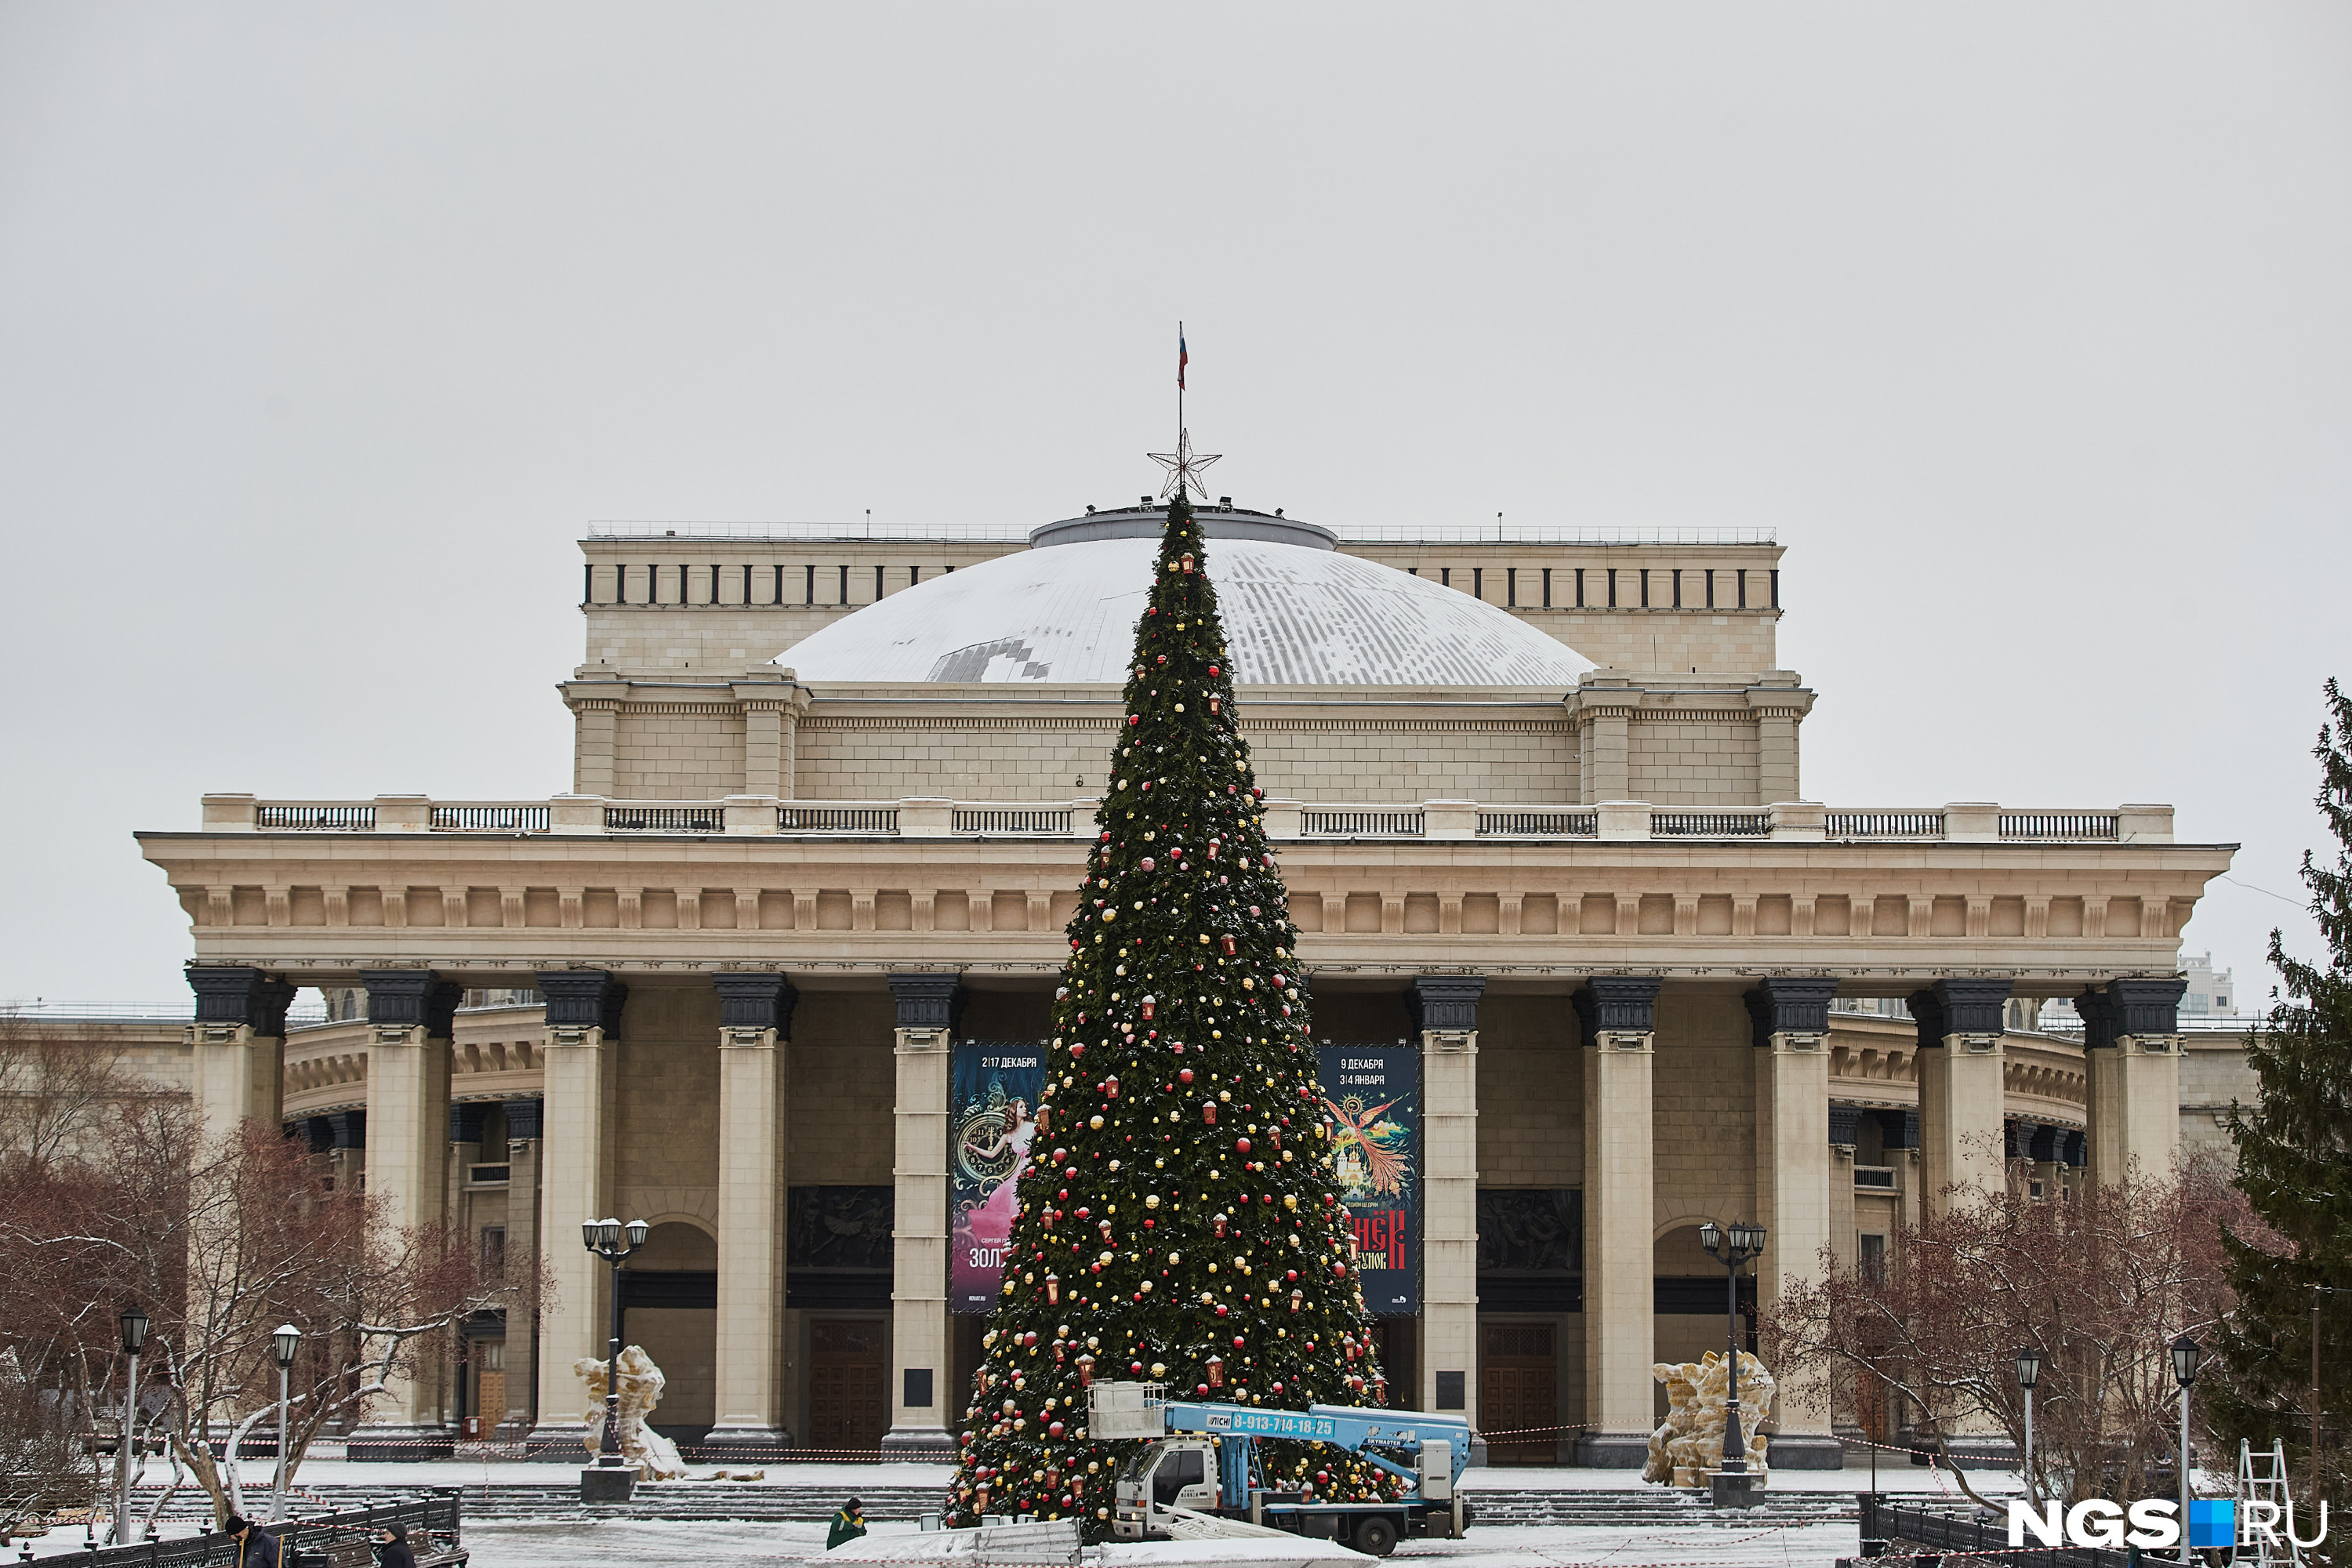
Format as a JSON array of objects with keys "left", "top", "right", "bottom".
[
  {"left": 428, "top": 804, "right": 550, "bottom": 833},
  {"left": 953, "top": 808, "right": 1074, "bottom": 836},
  {"left": 73, "top": 1493, "right": 463, "bottom": 1567},
  {"left": 254, "top": 805, "right": 376, "bottom": 831},
  {"left": 778, "top": 805, "right": 899, "bottom": 833},
  {"left": 1825, "top": 811, "right": 1947, "bottom": 839},
  {"left": 2001, "top": 812, "right": 2120, "bottom": 840},
  {"left": 604, "top": 806, "right": 722, "bottom": 833},
  {"left": 1300, "top": 810, "right": 1426, "bottom": 837},
  {"left": 1651, "top": 811, "right": 1771, "bottom": 837},
  {"left": 1855, "top": 1494, "right": 2126, "bottom": 1568},
  {"left": 1476, "top": 811, "right": 1599, "bottom": 837}
]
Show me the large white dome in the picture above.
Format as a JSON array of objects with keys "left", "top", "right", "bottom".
[{"left": 779, "top": 534, "right": 1594, "bottom": 688}]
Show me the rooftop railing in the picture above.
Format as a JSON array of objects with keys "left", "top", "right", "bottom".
[{"left": 200, "top": 795, "right": 2174, "bottom": 844}]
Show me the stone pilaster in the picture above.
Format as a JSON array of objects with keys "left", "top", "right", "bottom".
[
  {"left": 735, "top": 674, "right": 808, "bottom": 800},
  {"left": 2080, "top": 978, "right": 2186, "bottom": 1191},
  {"left": 1573, "top": 976, "right": 1660, "bottom": 1468},
  {"left": 882, "top": 973, "right": 960, "bottom": 1458},
  {"left": 356, "top": 971, "right": 463, "bottom": 1452},
  {"left": 706, "top": 972, "right": 797, "bottom": 1455},
  {"left": 501, "top": 1098, "right": 543, "bottom": 1438},
  {"left": 531, "top": 970, "right": 626, "bottom": 1454},
  {"left": 1744, "top": 978, "right": 1843, "bottom": 1469},
  {"left": 1911, "top": 978, "right": 2013, "bottom": 1217},
  {"left": 184, "top": 967, "right": 296, "bottom": 1139},
  {"left": 565, "top": 684, "right": 621, "bottom": 797},
  {"left": 1410, "top": 975, "right": 1484, "bottom": 1462}
]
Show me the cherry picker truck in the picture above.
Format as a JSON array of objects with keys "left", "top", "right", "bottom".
[{"left": 1089, "top": 1381, "right": 1472, "bottom": 1557}]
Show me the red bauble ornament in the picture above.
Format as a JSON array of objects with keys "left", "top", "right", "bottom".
[
  {"left": 1179, "top": 1068, "right": 1194, "bottom": 1083},
  {"left": 1235, "top": 1138, "right": 1251, "bottom": 1154}
]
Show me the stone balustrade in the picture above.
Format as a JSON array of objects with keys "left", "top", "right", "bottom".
[{"left": 202, "top": 793, "right": 2175, "bottom": 844}]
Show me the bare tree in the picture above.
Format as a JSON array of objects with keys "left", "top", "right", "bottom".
[{"left": 1763, "top": 1159, "right": 2274, "bottom": 1508}]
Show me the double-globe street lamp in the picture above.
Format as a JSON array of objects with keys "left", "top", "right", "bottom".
[
  {"left": 2014, "top": 1347, "right": 2042, "bottom": 1501},
  {"left": 1698, "top": 1221, "right": 1768, "bottom": 1498},
  {"left": 2172, "top": 1334, "right": 2202, "bottom": 1566},
  {"left": 582, "top": 1218, "right": 650, "bottom": 1494},
  {"left": 114, "top": 1308, "right": 148, "bottom": 1544},
  {"left": 272, "top": 1325, "right": 302, "bottom": 1523}
]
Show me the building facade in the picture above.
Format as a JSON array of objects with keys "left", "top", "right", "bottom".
[{"left": 136, "top": 503, "right": 2232, "bottom": 1466}]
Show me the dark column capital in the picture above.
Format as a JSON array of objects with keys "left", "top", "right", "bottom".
[
  {"left": 2077, "top": 987, "right": 2116, "bottom": 1050},
  {"left": 361, "top": 971, "right": 463, "bottom": 1038},
  {"left": 1744, "top": 976, "right": 1841, "bottom": 1047},
  {"left": 1875, "top": 1108, "right": 1919, "bottom": 1151},
  {"left": 1572, "top": 975, "right": 1661, "bottom": 1039},
  {"left": 1828, "top": 1104, "right": 1863, "bottom": 1149},
  {"left": 303, "top": 1116, "right": 334, "bottom": 1156},
  {"left": 713, "top": 972, "right": 799, "bottom": 1035},
  {"left": 2107, "top": 977, "right": 2187, "bottom": 1040},
  {"left": 1409, "top": 975, "right": 1486, "bottom": 1033},
  {"left": 327, "top": 1109, "right": 367, "bottom": 1149},
  {"left": 889, "top": 973, "right": 964, "bottom": 1031},
  {"left": 2027, "top": 1124, "right": 2063, "bottom": 1163},
  {"left": 2060, "top": 1128, "right": 2086, "bottom": 1168},
  {"left": 1909, "top": 977, "right": 2012, "bottom": 1047},
  {"left": 2005, "top": 1119, "right": 2040, "bottom": 1160},
  {"left": 502, "top": 1098, "right": 544, "bottom": 1141},
  {"left": 187, "top": 967, "right": 297, "bottom": 1036},
  {"left": 536, "top": 969, "right": 626, "bottom": 1036},
  {"left": 449, "top": 1102, "right": 488, "bottom": 1144}
]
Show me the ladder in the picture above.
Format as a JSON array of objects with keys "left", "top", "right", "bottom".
[{"left": 2238, "top": 1438, "right": 2304, "bottom": 1568}]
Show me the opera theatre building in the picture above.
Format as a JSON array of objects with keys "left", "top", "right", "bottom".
[{"left": 137, "top": 501, "right": 2230, "bottom": 1468}]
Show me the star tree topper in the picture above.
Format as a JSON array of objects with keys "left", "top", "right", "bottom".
[{"left": 1148, "top": 427, "right": 1221, "bottom": 500}]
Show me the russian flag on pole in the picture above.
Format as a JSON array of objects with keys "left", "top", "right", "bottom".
[{"left": 1178, "top": 332, "right": 1188, "bottom": 390}]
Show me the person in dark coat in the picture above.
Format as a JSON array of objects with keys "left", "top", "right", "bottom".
[
  {"left": 223, "top": 1515, "right": 281, "bottom": 1568},
  {"left": 827, "top": 1497, "right": 868, "bottom": 1549},
  {"left": 375, "top": 1519, "right": 419, "bottom": 1568}
]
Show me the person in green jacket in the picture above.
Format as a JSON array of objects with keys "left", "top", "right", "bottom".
[{"left": 827, "top": 1497, "right": 867, "bottom": 1550}]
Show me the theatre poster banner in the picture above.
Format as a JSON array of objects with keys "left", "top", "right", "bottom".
[
  {"left": 1317, "top": 1043, "right": 1421, "bottom": 1315},
  {"left": 949, "top": 1040, "right": 1046, "bottom": 1312}
]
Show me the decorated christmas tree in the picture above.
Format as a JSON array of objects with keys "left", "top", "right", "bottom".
[
  {"left": 2212, "top": 679, "right": 2352, "bottom": 1509},
  {"left": 947, "top": 480, "right": 1395, "bottom": 1532}
]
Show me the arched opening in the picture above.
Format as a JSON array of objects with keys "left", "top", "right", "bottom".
[
  {"left": 618, "top": 1221, "right": 717, "bottom": 1440},
  {"left": 1652, "top": 1224, "right": 1755, "bottom": 1422}
]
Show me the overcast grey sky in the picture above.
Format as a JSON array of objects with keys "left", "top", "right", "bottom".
[{"left": 3, "top": 4, "right": 2347, "bottom": 1004}]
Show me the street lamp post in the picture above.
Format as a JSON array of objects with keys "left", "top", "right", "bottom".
[
  {"left": 2014, "top": 1348, "right": 2042, "bottom": 1503},
  {"left": 2172, "top": 1334, "right": 2201, "bottom": 1566},
  {"left": 580, "top": 1218, "right": 649, "bottom": 1503},
  {"left": 114, "top": 1308, "right": 148, "bottom": 1545},
  {"left": 272, "top": 1326, "right": 301, "bottom": 1523},
  {"left": 1698, "top": 1221, "right": 1768, "bottom": 1507}
]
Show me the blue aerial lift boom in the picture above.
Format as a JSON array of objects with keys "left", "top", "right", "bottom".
[{"left": 1090, "top": 1382, "right": 1472, "bottom": 1556}]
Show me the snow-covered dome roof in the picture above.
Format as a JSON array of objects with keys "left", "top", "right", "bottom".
[{"left": 779, "top": 514, "right": 1594, "bottom": 688}]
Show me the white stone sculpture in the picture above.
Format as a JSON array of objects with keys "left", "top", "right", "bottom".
[
  {"left": 1643, "top": 1350, "right": 1776, "bottom": 1487},
  {"left": 574, "top": 1345, "right": 689, "bottom": 1481}
]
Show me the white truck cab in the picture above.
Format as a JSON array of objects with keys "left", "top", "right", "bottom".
[{"left": 1112, "top": 1438, "right": 1221, "bottom": 1538}]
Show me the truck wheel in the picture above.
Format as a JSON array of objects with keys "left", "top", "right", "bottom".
[{"left": 1353, "top": 1516, "right": 1399, "bottom": 1557}]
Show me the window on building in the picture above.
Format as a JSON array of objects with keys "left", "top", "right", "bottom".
[
  {"left": 1859, "top": 1233, "right": 1886, "bottom": 1284},
  {"left": 804, "top": 564, "right": 816, "bottom": 604},
  {"left": 773, "top": 564, "right": 784, "bottom": 604},
  {"left": 1671, "top": 570, "right": 1682, "bottom": 608},
  {"left": 481, "top": 1225, "right": 506, "bottom": 1279},
  {"left": 1440, "top": 567, "right": 1451, "bottom": 587},
  {"left": 875, "top": 565, "right": 885, "bottom": 601},
  {"left": 1541, "top": 567, "right": 1552, "bottom": 607},
  {"left": 1472, "top": 567, "right": 1483, "bottom": 600},
  {"left": 1606, "top": 568, "right": 1617, "bottom": 608},
  {"left": 1574, "top": 567, "right": 1584, "bottom": 607},
  {"left": 838, "top": 564, "right": 850, "bottom": 604}
]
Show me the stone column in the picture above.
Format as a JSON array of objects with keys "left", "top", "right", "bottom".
[
  {"left": 532, "top": 970, "right": 626, "bottom": 1452},
  {"left": 1573, "top": 976, "right": 1660, "bottom": 1468},
  {"left": 1410, "top": 975, "right": 1484, "bottom": 1461},
  {"left": 882, "top": 973, "right": 961, "bottom": 1457},
  {"left": 2080, "top": 978, "right": 2186, "bottom": 1191},
  {"left": 1910, "top": 978, "right": 2013, "bottom": 1217},
  {"left": 1577, "top": 688, "right": 1635, "bottom": 804},
  {"left": 358, "top": 971, "right": 463, "bottom": 1452},
  {"left": 502, "top": 1098, "right": 543, "bottom": 1437},
  {"left": 1744, "top": 978, "right": 1843, "bottom": 1469},
  {"left": 184, "top": 967, "right": 296, "bottom": 1138},
  {"left": 706, "top": 972, "right": 797, "bottom": 1455},
  {"left": 734, "top": 676, "right": 808, "bottom": 800}
]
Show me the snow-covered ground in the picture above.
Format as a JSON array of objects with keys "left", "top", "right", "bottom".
[
  {"left": 144, "top": 1454, "right": 2014, "bottom": 1497},
  {"left": 449, "top": 1517, "right": 1869, "bottom": 1568}
]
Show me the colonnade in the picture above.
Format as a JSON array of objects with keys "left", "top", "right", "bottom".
[{"left": 183, "top": 964, "right": 2188, "bottom": 1462}]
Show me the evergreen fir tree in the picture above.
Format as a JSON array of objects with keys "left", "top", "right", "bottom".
[
  {"left": 946, "top": 488, "right": 1396, "bottom": 1533},
  {"left": 2212, "top": 680, "right": 2352, "bottom": 1507}
]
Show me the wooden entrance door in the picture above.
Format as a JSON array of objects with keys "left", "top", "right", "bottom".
[
  {"left": 1480, "top": 1323, "right": 1557, "bottom": 1465},
  {"left": 808, "top": 1318, "right": 887, "bottom": 1452}
]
